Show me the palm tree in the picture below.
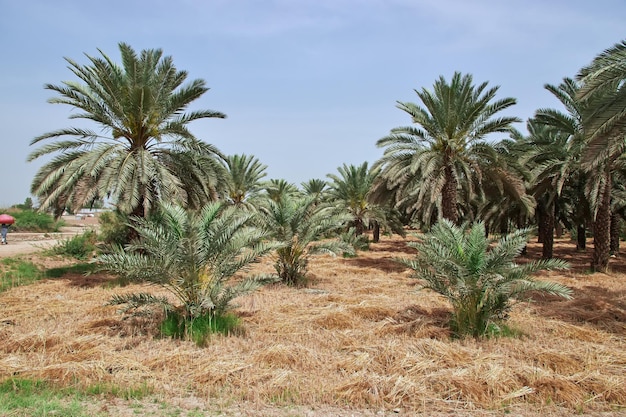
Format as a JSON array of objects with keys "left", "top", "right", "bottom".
[
  {"left": 376, "top": 72, "right": 520, "bottom": 224},
  {"left": 326, "top": 162, "right": 404, "bottom": 241},
  {"left": 260, "top": 179, "right": 301, "bottom": 202},
  {"left": 99, "top": 203, "right": 277, "bottom": 327},
  {"left": 577, "top": 40, "right": 626, "bottom": 271},
  {"left": 223, "top": 154, "right": 267, "bottom": 208},
  {"left": 475, "top": 136, "right": 535, "bottom": 236},
  {"left": 28, "top": 43, "right": 226, "bottom": 218},
  {"left": 256, "top": 195, "right": 353, "bottom": 286},
  {"left": 532, "top": 78, "right": 590, "bottom": 252},
  {"left": 523, "top": 120, "right": 573, "bottom": 259},
  {"left": 397, "top": 220, "right": 571, "bottom": 338},
  {"left": 301, "top": 178, "right": 329, "bottom": 205}
]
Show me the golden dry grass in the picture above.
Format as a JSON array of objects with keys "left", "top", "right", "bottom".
[{"left": 0, "top": 235, "right": 625, "bottom": 416}]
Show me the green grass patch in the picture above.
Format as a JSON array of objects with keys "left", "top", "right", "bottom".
[
  {"left": 0, "top": 378, "right": 89, "bottom": 417},
  {"left": 160, "top": 311, "right": 242, "bottom": 346},
  {"left": 0, "top": 258, "right": 43, "bottom": 292},
  {"left": 84, "top": 381, "right": 153, "bottom": 400}
]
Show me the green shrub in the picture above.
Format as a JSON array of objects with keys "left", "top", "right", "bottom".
[
  {"left": 97, "top": 211, "right": 130, "bottom": 247},
  {"left": 51, "top": 230, "right": 98, "bottom": 260},
  {"left": 2, "top": 209, "right": 63, "bottom": 232}
]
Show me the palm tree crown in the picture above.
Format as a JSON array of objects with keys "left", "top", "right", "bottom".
[
  {"left": 377, "top": 72, "right": 520, "bottom": 224},
  {"left": 29, "top": 43, "right": 226, "bottom": 217},
  {"left": 223, "top": 154, "right": 267, "bottom": 207}
]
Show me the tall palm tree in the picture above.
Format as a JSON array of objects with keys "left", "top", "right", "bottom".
[
  {"left": 532, "top": 78, "right": 590, "bottom": 252},
  {"left": 223, "top": 154, "right": 267, "bottom": 208},
  {"left": 326, "top": 162, "right": 404, "bottom": 240},
  {"left": 376, "top": 72, "right": 520, "bottom": 224},
  {"left": 28, "top": 43, "right": 226, "bottom": 218},
  {"left": 475, "top": 136, "right": 535, "bottom": 236},
  {"left": 577, "top": 40, "right": 626, "bottom": 272}
]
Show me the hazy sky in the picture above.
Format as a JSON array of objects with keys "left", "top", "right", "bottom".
[{"left": 0, "top": 0, "right": 624, "bottom": 207}]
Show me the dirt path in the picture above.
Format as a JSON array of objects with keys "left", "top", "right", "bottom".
[{"left": 0, "top": 214, "right": 98, "bottom": 258}]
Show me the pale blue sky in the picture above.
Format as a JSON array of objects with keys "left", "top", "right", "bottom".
[{"left": 0, "top": 0, "right": 624, "bottom": 207}]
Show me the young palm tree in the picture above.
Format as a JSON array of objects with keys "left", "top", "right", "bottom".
[
  {"left": 28, "top": 43, "right": 227, "bottom": 218},
  {"left": 326, "top": 162, "right": 404, "bottom": 240},
  {"left": 256, "top": 195, "right": 353, "bottom": 286},
  {"left": 397, "top": 220, "right": 571, "bottom": 338},
  {"left": 376, "top": 72, "right": 520, "bottom": 224},
  {"left": 98, "top": 203, "right": 277, "bottom": 327},
  {"left": 223, "top": 154, "right": 267, "bottom": 208}
]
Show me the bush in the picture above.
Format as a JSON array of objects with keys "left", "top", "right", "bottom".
[
  {"left": 51, "top": 230, "right": 98, "bottom": 260},
  {"left": 98, "top": 211, "right": 130, "bottom": 246},
  {"left": 2, "top": 209, "right": 62, "bottom": 232}
]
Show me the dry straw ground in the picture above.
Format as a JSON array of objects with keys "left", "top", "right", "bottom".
[{"left": 0, "top": 234, "right": 625, "bottom": 416}]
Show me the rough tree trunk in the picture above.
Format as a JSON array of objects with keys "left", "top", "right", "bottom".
[
  {"left": 610, "top": 212, "right": 620, "bottom": 256},
  {"left": 536, "top": 203, "right": 545, "bottom": 244},
  {"left": 541, "top": 201, "right": 554, "bottom": 260},
  {"left": 577, "top": 224, "right": 586, "bottom": 251},
  {"left": 441, "top": 163, "right": 458, "bottom": 225},
  {"left": 592, "top": 173, "right": 611, "bottom": 272}
]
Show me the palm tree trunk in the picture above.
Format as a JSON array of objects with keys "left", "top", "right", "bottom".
[
  {"left": 442, "top": 163, "right": 458, "bottom": 224},
  {"left": 372, "top": 222, "right": 380, "bottom": 243},
  {"left": 610, "top": 211, "right": 620, "bottom": 256},
  {"left": 541, "top": 201, "right": 554, "bottom": 260},
  {"left": 577, "top": 224, "right": 586, "bottom": 251},
  {"left": 537, "top": 203, "right": 545, "bottom": 243},
  {"left": 591, "top": 173, "right": 611, "bottom": 272},
  {"left": 554, "top": 197, "right": 563, "bottom": 238}
]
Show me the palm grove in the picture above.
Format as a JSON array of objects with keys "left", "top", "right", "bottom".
[{"left": 27, "top": 41, "right": 626, "bottom": 339}]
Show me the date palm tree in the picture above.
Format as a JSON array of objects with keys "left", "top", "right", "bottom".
[
  {"left": 260, "top": 179, "right": 300, "bottom": 202},
  {"left": 476, "top": 136, "right": 535, "bottom": 236},
  {"left": 397, "top": 220, "right": 571, "bottom": 338},
  {"left": 301, "top": 178, "right": 329, "bottom": 205},
  {"left": 256, "top": 195, "right": 353, "bottom": 286},
  {"left": 223, "top": 154, "right": 267, "bottom": 208},
  {"left": 577, "top": 40, "right": 626, "bottom": 271},
  {"left": 326, "top": 162, "right": 404, "bottom": 240},
  {"left": 99, "top": 202, "right": 277, "bottom": 333},
  {"left": 532, "top": 78, "right": 590, "bottom": 253},
  {"left": 28, "top": 43, "right": 227, "bottom": 218},
  {"left": 376, "top": 72, "right": 520, "bottom": 224}
]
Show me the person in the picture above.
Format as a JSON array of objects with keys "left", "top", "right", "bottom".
[{"left": 1, "top": 223, "right": 9, "bottom": 244}]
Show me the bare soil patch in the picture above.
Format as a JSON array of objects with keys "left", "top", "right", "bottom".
[{"left": 0, "top": 234, "right": 625, "bottom": 416}]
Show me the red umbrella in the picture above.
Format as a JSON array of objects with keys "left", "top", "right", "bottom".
[{"left": 0, "top": 214, "right": 15, "bottom": 225}]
